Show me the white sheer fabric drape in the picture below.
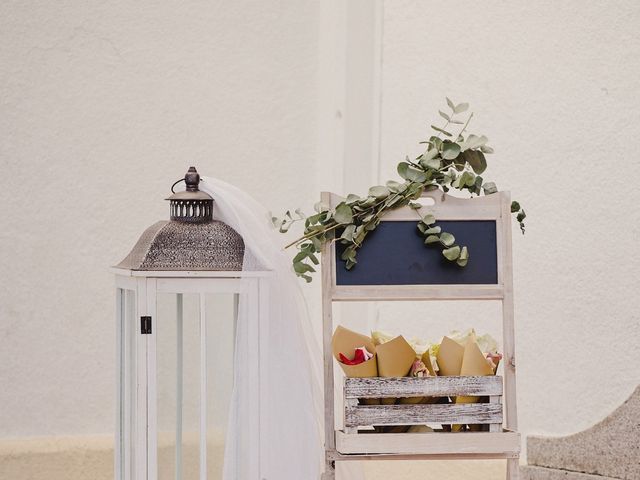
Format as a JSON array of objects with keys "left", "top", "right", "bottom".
[
  {"left": 200, "top": 177, "right": 364, "bottom": 480},
  {"left": 200, "top": 177, "right": 323, "bottom": 479}
]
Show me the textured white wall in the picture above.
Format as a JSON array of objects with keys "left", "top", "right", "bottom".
[
  {"left": 0, "top": 0, "right": 319, "bottom": 437},
  {"left": 376, "top": 0, "right": 640, "bottom": 441}
]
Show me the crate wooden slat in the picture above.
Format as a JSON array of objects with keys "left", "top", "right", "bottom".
[
  {"left": 345, "top": 375, "right": 503, "bottom": 399},
  {"left": 346, "top": 402, "right": 503, "bottom": 427},
  {"left": 335, "top": 430, "right": 521, "bottom": 456}
]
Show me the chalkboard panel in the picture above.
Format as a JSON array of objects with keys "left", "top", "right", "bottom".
[{"left": 335, "top": 220, "right": 498, "bottom": 285}]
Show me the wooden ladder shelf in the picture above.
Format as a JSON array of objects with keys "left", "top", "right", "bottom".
[{"left": 320, "top": 189, "right": 520, "bottom": 479}]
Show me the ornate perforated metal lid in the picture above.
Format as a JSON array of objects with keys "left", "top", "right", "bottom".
[{"left": 116, "top": 167, "right": 244, "bottom": 271}]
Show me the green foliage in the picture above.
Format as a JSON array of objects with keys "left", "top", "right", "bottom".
[{"left": 273, "top": 99, "right": 527, "bottom": 282}]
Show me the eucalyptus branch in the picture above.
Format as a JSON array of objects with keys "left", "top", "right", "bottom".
[{"left": 273, "top": 98, "right": 526, "bottom": 282}]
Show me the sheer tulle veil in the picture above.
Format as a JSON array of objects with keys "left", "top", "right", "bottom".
[{"left": 200, "top": 177, "right": 323, "bottom": 478}]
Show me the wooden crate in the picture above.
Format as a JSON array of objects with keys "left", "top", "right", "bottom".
[
  {"left": 343, "top": 375, "right": 503, "bottom": 433},
  {"left": 337, "top": 375, "right": 519, "bottom": 458}
]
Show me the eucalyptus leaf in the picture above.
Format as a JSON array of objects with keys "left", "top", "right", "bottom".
[
  {"left": 420, "top": 155, "right": 441, "bottom": 170},
  {"left": 441, "top": 142, "right": 461, "bottom": 160},
  {"left": 457, "top": 246, "right": 469, "bottom": 267},
  {"left": 425, "top": 226, "right": 441, "bottom": 234},
  {"left": 425, "top": 235, "right": 440, "bottom": 244},
  {"left": 446, "top": 97, "right": 455, "bottom": 111},
  {"left": 386, "top": 180, "right": 404, "bottom": 193},
  {"left": 398, "top": 162, "right": 428, "bottom": 182},
  {"left": 511, "top": 201, "right": 521, "bottom": 213},
  {"left": 334, "top": 203, "right": 353, "bottom": 224},
  {"left": 439, "top": 110, "right": 451, "bottom": 121},
  {"left": 369, "top": 185, "right": 391, "bottom": 199},
  {"left": 483, "top": 182, "right": 498, "bottom": 195},
  {"left": 314, "top": 201, "right": 329, "bottom": 213},
  {"left": 431, "top": 125, "right": 452, "bottom": 137},
  {"left": 454, "top": 103, "right": 469, "bottom": 114},
  {"left": 480, "top": 145, "right": 494, "bottom": 154},
  {"left": 517, "top": 210, "right": 527, "bottom": 223},
  {"left": 294, "top": 261, "right": 315, "bottom": 274},
  {"left": 439, "top": 232, "right": 456, "bottom": 247},
  {"left": 429, "top": 137, "right": 443, "bottom": 151},
  {"left": 422, "top": 213, "right": 436, "bottom": 225},
  {"left": 461, "top": 149, "right": 487, "bottom": 174},
  {"left": 443, "top": 245, "right": 461, "bottom": 261},
  {"left": 293, "top": 251, "right": 307, "bottom": 263},
  {"left": 340, "top": 224, "right": 356, "bottom": 241},
  {"left": 462, "top": 134, "right": 488, "bottom": 151}
]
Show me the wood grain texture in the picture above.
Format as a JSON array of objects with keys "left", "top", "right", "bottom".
[
  {"left": 332, "top": 284, "right": 504, "bottom": 301},
  {"left": 345, "top": 403, "right": 503, "bottom": 427},
  {"left": 345, "top": 376, "right": 503, "bottom": 398},
  {"left": 335, "top": 430, "right": 520, "bottom": 456},
  {"left": 321, "top": 191, "right": 336, "bottom": 452}
]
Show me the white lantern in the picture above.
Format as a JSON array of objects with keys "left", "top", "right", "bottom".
[{"left": 113, "top": 167, "right": 270, "bottom": 480}]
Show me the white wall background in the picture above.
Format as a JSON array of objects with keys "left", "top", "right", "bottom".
[
  {"left": 376, "top": 0, "right": 640, "bottom": 439},
  {"left": 0, "top": 0, "right": 320, "bottom": 438},
  {"left": 1, "top": 0, "right": 639, "bottom": 477}
]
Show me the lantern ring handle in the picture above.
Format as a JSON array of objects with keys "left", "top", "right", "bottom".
[{"left": 170, "top": 178, "right": 185, "bottom": 193}]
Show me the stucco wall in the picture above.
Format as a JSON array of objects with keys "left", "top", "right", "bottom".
[
  {"left": 377, "top": 0, "right": 640, "bottom": 441},
  {"left": 0, "top": 0, "right": 319, "bottom": 439}
]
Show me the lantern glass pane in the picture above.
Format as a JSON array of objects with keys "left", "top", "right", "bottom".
[
  {"left": 116, "top": 288, "right": 137, "bottom": 480},
  {"left": 155, "top": 293, "right": 236, "bottom": 480}
]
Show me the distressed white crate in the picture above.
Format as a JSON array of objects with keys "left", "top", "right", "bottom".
[{"left": 343, "top": 376, "right": 503, "bottom": 432}]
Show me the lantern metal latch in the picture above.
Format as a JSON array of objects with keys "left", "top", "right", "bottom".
[{"left": 140, "top": 316, "right": 152, "bottom": 335}]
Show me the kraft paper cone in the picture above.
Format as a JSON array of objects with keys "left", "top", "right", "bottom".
[
  {"left": 436, "top": 336, "right": 465, "bottom": 377},
  {"left": 421, "top": 351, "right": 437, "bottom": 377},
  {"left": 453, "top": 334, "right": 495, "bottom": 431},
  {"left": 331, "top": 325, "right": 377, "bottom": 378},
  {"left": 376, "top": 335, "right": 416, "bottom": 405},
  {"left": 331, "top": 326, "right": 378, "bottom": 406}
]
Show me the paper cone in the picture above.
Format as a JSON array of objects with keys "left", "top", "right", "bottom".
[
  {"left": 332, "top": 326, "right": 378, "bottom": 407},
  {"left": 453, "top": 334, "right": 495, "bottom": 431},
  {"left": 436, "top": 336, "right": 464, "bottom": 377},
  {"left": 421, "top": 351, "right": 437, "bottom": 377},
  {"left": 376, "top": 335, "right": 416, "bottom": 405},
  {"left": 331, "top": 325, "right": 377, "bottom": 378}
]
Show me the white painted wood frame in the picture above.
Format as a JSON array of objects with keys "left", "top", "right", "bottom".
[
  {"left": 320, "top": 189, "right": 520, "bottom": 479},
  {"left": 113, "top": 271, "right": 270, "bottom": 480}
]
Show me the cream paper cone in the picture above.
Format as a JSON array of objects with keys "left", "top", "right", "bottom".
[
  {"left": 436, "top": 336, "right": 465, "bottom": 377},
  {"left": 331, "top": 325, "right": 378, "bottom": 406},
  {"left": 422, "top": 351, "right": 437, "bottom": 377},
  {"left": 376, "top": 335, "right": 416, "bottom": 405},
  {"left": 453, "top": 334, "right": 495, "bottom": 431},
  {"left": 436, "top": 335, "right": 467, "bottom": 431}
]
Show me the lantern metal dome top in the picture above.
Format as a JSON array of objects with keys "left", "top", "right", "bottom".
[
  {"left": 116, "top": 167, "right": 245, "bottom": 272},
  {"left": 166, "top": 166, "right": 213, "bottom": 223}
]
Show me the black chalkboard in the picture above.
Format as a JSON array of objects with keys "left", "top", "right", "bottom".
[{"left": 335, "top": 220, "right": 498, "bottom": 285}]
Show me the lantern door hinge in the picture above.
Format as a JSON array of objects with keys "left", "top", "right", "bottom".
[{"left": 140, "top": 316, "right": 152, "bottom": 334}]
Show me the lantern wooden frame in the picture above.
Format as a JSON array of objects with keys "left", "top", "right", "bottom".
[{"left": 113, "top": 268, "right": 272, "bottom": 480}]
